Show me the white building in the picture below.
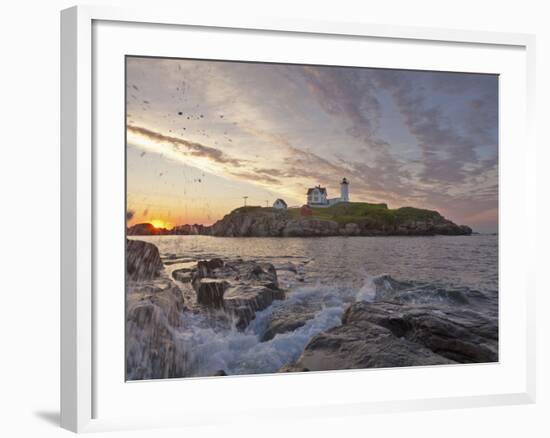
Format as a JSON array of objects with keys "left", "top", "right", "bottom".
[
  {"left": 306, "top": 186, "right": 328, "bottom": 206},
  {"left": 306, "top": 178, "right": 350, "bottom": 207},
  {"left": 273, "top": 198, "right": 288, "bottom": 209}
]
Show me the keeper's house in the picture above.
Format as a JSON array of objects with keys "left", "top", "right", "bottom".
[{"left": 306, "top": 178, "right": 349, "bottom": 207}]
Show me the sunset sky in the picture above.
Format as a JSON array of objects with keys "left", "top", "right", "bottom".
[{"left": 126, "top": 57, "right": 498, "bottom": 232}]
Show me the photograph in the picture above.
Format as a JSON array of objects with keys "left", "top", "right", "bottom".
[
  {"left": 125, "top": 56, "right": 499, "bottom": 380},
  {"left": 0, "top": 0, "right": 544, "bottom": 435}
]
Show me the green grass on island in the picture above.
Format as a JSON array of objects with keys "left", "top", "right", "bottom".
[{"left": 229, "top": 202, "right": 444, "bottom": 226}]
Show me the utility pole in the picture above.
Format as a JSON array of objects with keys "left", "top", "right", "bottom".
[{"left": 243, "top": 196, "right": 248, "bottom": 206}]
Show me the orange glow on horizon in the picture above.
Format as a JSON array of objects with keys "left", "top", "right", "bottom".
[{"left": 150, "top": 219, "right": 172, "bottom": 230}]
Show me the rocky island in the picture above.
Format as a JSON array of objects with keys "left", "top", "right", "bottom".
[{"left": 128, "top": 202, "right": 472, "bottom": 237}]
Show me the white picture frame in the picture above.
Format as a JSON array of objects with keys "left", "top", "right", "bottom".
[{"left": 60, "top": 4, "right": 537, "bottom": 433}]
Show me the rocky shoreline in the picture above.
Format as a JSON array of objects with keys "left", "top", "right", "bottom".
[{"left": 126, "top": 239, "right": 496, "bottom": 380}]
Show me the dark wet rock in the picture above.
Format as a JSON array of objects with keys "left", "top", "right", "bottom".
[
  {"left": 261, "top": 303, "right": 315, "bottom": 341},
  {"left": 126, "top": 280, "right": 187, "bottom": 380},
  {"left": 126, "top": 239, "right": 164, "bottom": 281},
  {"left": 211, "top": 370, "right": 227, "bottom": 376},
  {"left": 262, "top": 318, "right": 307, "bottom": 342},
  {"left": 196, "top": 260, "right": 211, "bottom": 275},
  {"left": 343, "top": 301, "right": 498, "bottom": 363},
  {"left": 224, "top": 284, "right": 285, "bottom": 329},
  {"left": 189, "top": 258, "right": 285, "bottom": 329},
  {"left": 196, "top": 279, "right": 230, "bottom": 307},
  {"left": 283, "top": 320, "right": 454, "bottom": 372},
  {"left": 283, "top": 300, "right": 497, "bottom": 372},
  {"left": 201, "top": 258, "right": 224, "bottom": 271},
  {"left": 247, "top": 263, "right": 279, "bottom": 289},
  {"left": 127, "top": 281, "right": 185, "bottom": 327},
  {"left": 191, "top": 258, "right": 226, "bottom": 287}
]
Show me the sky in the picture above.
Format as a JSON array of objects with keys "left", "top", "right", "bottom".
[{"left": 126, "top": 57, "right": 498, "bottom": 232}]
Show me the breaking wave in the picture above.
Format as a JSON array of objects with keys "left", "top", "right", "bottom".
[{"left": 156, "top": 281, "right": 367, "bottom": 377}]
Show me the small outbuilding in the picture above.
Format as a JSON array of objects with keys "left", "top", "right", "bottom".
[{"left": 273, "top": 199, "right": 288, "bottom": 209}]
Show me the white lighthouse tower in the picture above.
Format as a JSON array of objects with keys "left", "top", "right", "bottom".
[{"left": 340, "top": 177, "right": 349, "bottom": 202}]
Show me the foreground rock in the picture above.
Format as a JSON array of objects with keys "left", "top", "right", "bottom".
[
  {"left": 261, "top": 302, "right": 316, "bottom": 341},
  {"left": 282, "top": 321, "right": 453, "bottom": 371},
  {"left": 196, "top": 279, "right": 229, "bottom": 307},
  {"left": 344, "top": 301, "right": 498, "bottom": 362},
  {"left": 187, "top": 258, "right": 285, "bottom": 329},
  {"left": 282, "top": 300, "right": 497, "bottom": 372},
  {"left": 126, "top": 239, "right": 164, "bottom": 281},
  {"left": 126, "top": 279, "right": 187, "bottom": 380}
]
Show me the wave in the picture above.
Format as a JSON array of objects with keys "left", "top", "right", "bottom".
[
  {"left": 168, "top": 283, "right": 356, "bottom": 377},
  {"left": 371, "top": 273, "right": 496, "bottom": 314}
]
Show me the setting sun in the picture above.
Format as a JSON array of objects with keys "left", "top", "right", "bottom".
[{"left": 150, "top": 219, "right": 170, "bottom": 230}]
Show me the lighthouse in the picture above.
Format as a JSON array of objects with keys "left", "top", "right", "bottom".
[{"left": 340, "top": 177, "right": 349, "bottom": 202}]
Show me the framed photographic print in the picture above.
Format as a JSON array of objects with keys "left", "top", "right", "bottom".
[{"left": 61, "top": 5, "right": 536, "bottom": 433}]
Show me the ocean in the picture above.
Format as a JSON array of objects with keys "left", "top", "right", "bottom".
[{"left": 127, "top": 235, "right": 498, "bottom": 378}]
